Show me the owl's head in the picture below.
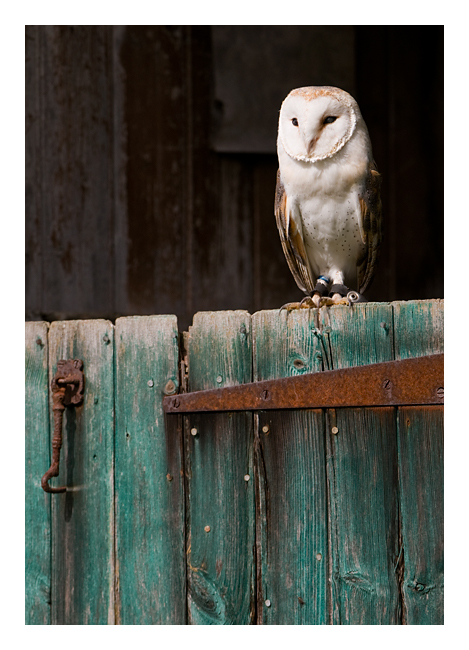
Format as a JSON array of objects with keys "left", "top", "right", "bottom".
[{"left": 278, "top": 86, "right": 361, "bottom": 163}]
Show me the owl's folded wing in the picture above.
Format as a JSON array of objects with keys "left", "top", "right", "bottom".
[
  {"left": 357, "top": 163, "right": 383, "bottom": 294},
  {"left": 274, "top": 170, "right": 315, "bottom": 295}
]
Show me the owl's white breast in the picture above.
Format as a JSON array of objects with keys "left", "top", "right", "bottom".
[{"left": 278, "top": 125, "right": 370, "bottom": 286}]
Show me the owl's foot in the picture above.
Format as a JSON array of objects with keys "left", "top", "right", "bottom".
[
  {"left": 319, "top": 294, "right": 349, "bottom": 307},
  {"left": 279, "top": 296, "right": 316, "bottom": 311}
]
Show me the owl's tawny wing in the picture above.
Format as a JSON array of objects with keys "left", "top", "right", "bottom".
[
  {"left": 274, "top": 170, "right": 315, "bottom": 295},
  {"left": 357, "top": 163, "right": 383, "bottom": 294}
]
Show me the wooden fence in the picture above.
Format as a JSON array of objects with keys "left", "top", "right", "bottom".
[{"left": 25, "top": 299, "right": 443, "bottom": 625}]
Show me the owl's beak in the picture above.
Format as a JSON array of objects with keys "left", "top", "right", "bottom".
[{"left": 307, "top": 137, "right": 318, "bottom": 157}]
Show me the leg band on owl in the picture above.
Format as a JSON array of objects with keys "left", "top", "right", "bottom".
[
  {"left": 329, "top": 284, "right": 349, "bottom": 297},
  {"left": 313, "top": 282, "right": 329, "bottom": 297}
]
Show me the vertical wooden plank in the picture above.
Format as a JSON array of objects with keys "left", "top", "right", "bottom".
[
  {"left": 114, "top": 315, "right": 185, "bottom": 624},
  {"left": 393, "top": 299, "right": 444, "bottom": 624},
  {"left": 48, "top": 320, "right": 114, "bottom": 625},
  {"left": 185, "top": 311, "right": 255, "bottom": 624},
  {"left": 252, "top": 308, "right": 328, "bottom": 624},
  {"left": 119, "top": 26, "right": 188, "bottom": 319},
  {"left": 26, "top": 27, "right": 116, "bottom": 321},
  {"left": 322, "top": 302, "right": 400, "bottom": 624},
  {"left": 25, "top": 322, "right": 51, "bottom": 624}
]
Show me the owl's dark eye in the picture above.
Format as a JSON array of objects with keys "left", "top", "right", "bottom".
[
  {"left": 323, "top": 116, "right": 337, "bottom": 125},
  {"left": 291, "top": 118, "right": 299, "bottom": 127}
]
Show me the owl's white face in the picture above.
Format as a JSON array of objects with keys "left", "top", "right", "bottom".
[{"left": 278, "top": 87, "right": 358, "bottom": 163}]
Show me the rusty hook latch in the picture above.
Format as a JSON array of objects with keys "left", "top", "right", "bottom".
[{"left": 41, "top": 359, "right": 85, "bottom": 493}]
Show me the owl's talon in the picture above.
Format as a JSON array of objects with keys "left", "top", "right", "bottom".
[{"left": 279, "top": 297, "right": 316, "bottom": 312}]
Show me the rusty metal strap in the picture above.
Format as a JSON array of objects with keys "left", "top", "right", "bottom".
[{"left": 163, "top": 353, "right": 443, "bottom": 414}]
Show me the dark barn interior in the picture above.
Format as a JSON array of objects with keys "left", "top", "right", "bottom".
[{"left": 25, "top": 26, "right": 443, "bottom": 331}]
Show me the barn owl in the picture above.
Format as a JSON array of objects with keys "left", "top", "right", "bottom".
[{"left": 275, "top": 86, "right": 382, "bottom": 308}]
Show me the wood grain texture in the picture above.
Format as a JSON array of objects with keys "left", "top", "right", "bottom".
[
  {"left": 26, "top": 26, "right": 115, "bottom": 320},
  {"left": 253, "top": 308, "right": 328, "bottom": 624},
  {"left": 114, "top": 315, "right": 185, "bottom": 624},
  {"left": 185, "top": 311, "right": 255, "bottom": 624},
  {"left": 320, "top": 303, "right": 400, "bottom": 624},
  {"left": 393, "top": 300, "right": 444, "bottom": 624},
  {"left": 48, "top": 320, "right": 115, "bottom": 624},
  {"left": 25, "top": 322, "right": 51, "bottom": 624}
]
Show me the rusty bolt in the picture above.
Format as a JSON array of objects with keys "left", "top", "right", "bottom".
[
  {"left": 163, "top": 379, "right": 177, "bottom": 395},
  {"left": 36, "top": 337, "right": 44, "bottom": 347},
  {"left": 436, "top": 387, "right": 444, "bottom": 398},
  {"left": 262, "top": 390, "right": 270, "bottom": 400},
  {"left": 262, "top": 425, "right": 270, "bottom": 434},
  {"left": 331, "top": 427, "right": 338, "bottom": 435},
  {"left": 204, "top": 525, "right": 211, "bottom": 533},
  {"left": 383, "top": 379, "right": 393, "bottom": 390},
  {"left": 173, "top": 398, "right": 180, "bottom": 408},
  {"left": 166, "top": 473, "right": 173, "bottom": 482}
]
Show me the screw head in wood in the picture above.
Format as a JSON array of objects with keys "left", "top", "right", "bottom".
[
  {"left": 191, "top": 428, "right": 198, "bottom": 436},
  {"left": 316, "top": 553, "right": 322, "bottom": 561},
  {"left": 244, "top": 474, "right": 250, "bottom": 482},
  {"left": 163, "top": 379, "right": 177, "bottom": 395},
  {"left": 147, "top": 380, "right": 154, "bottom": 387},
  {"left": 204, "top": 525, "right": 211, "bottom": 533},
  {"left": 265, "top": 599, "right": 271, "bottom": 607},
  {"left": 332, "top": 427, "right": 338, "bottom": 435},
  {"left": 216, "top": 375, "right": 223, "bottom": 383},
  {"left": 262, "top": 425, "right": 270, "bottom": 434},
  {"left": 166, "top": 474, "right": 173, "bottom": 482}
]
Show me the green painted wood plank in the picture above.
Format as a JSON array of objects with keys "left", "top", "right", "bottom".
[
  {"left": 327, "top": 406, "right": 400, "bottom": 624},
  {"left": 114, "top": 315, "right": 185, "bottom": 624},
  {"left": 321, "top": 302, "right": 400, "bottom": 624},
  {"left": 25, "top": 322, "right": 51, "bottom": 625},
  {"left": 48, "top": 320, "right": 115, "bottom": 625},
  {"left": 393, "top": 299, "right": 444, "bottom": 624},
  {"left": 185, "top": 311, "right": 255, "bottom": 624},
  {"left": 252, "top": 308, "right": 327, "bottom": 625}
]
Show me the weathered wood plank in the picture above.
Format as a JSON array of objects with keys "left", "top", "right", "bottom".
[
  {"left": 393, "top": 299, "right": 444, "bottom": 624},
  {"left": 26, "top": 27, "right": 116, "bottom": 320},
  {"left": 327, "top": 406, "right": 400, "bottom": 624},
  {"left": 322, "top": 303, "right": 400, "bottom": 624},
  {"left": 25, "top": 322, "right": 51, "bottom": 625},
  {"left": 114, "top": 315, "right": 185, "bottom": 624},
  {"left": 48, "top": 320, "right": 115, "bottom": 624},
  {"left": 252, "top": 308, "right": 328, "bottom": 624},
  {"left": 185, "top": 311, "right": 255, "bottom": 624}
]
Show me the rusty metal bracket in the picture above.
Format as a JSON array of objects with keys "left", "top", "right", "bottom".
[
  {"left": 163, "top": 353, "right": 443, "bottom": 414},
  {"left": 41, "top": 360, "right": 85, "bottom": 493}
]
